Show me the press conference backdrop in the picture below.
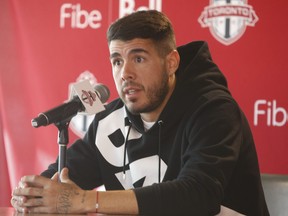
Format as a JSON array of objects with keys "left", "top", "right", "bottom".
[{"left": 0, "top": 0, "right": 287, "bottom": 207}]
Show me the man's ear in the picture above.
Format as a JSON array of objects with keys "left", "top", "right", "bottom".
[{"left": 166, "top": 50, "right": 180, "bottom": 75}]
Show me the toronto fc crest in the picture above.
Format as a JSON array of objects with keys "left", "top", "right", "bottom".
[
  {"left": 69, "top": 71, "right": 99, "bottom": 138},
  {"left": 198, "top": 0, "right": 258, "bottom": 45}
]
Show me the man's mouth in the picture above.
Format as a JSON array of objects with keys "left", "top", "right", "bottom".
[{"left": 127, "top": 89, "right": 136, "bottom": 95}]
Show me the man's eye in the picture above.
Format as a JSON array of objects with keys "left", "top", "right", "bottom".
[
  {"left": 135, "top": 57, "right": 144, "bottom": 63},
  {"left": 113, "top": 59, "right": 122, "bottom": 66}
]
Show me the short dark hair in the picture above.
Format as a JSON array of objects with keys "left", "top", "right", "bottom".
[{"left": 107, "top": 10, "right": 176, "bottom": 56}]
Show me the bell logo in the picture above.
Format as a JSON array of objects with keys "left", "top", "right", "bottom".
[
  {"left": 254, "top": 100, "right": 288, "bottom": 127},
  {"left": 198, "top": 0, "right": 258, "bottom": 45},
  {"left": 119, "top": 0, "right": 162, "bottom": 18},
  {"left": 60, "top": 3, "right": 102, "bottom": 29}
]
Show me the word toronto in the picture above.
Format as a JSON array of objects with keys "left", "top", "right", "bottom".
[{"left": 206, "top": 5, "right": 252, "bottom": 18}]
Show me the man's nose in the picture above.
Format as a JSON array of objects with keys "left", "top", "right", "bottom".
[{"left": 121, "top": 63, "right": 135, "bottom": 81}]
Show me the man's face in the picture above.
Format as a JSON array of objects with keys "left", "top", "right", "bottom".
[{"left": 109, "top": 38, "right": 171, "bottom": 116}]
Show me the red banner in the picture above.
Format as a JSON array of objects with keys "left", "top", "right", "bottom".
[{"left": 1, "top": 0, "right": 287, "bottom": 206}]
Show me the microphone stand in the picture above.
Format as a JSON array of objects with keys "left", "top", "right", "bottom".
[{"left": 55, "top": 119, "right": 71, "bottom": 181}]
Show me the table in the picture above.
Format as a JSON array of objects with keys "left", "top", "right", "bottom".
[{"left": 0, "top": 207, "right": 131, "bottom": 216}]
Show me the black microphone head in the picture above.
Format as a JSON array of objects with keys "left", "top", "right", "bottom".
[{"left": 94, "top": 83, "right": 110, "bottom": 103}]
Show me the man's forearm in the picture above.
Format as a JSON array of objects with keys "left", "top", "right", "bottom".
[{"left": 96, "top": 190, "right": 139, "bottom": 215}]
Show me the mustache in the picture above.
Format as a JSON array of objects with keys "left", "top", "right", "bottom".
[{"left": 122, "top": 81, "right": 143, "bottom": 91}]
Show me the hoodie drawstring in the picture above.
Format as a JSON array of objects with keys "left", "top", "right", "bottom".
[
  {"left": 157, "top": 120, "right": 163, "bottom": 183},
  {"left": 122, "top": 120, "right": 164, "bottom": 184},
  {"left": 123, "top": 122, "right": 132, "bottom": 180}
]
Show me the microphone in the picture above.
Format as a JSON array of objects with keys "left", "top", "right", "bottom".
[{"left": 31, "top": 83, "right": 110, "bottom": 128}]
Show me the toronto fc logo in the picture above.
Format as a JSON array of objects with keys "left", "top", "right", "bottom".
[
  {"left": 198, "top": 0, "right": 258, "bottom": 45},
  {"left": 69, "top": 71, "right": 99, "bottom": 138}
]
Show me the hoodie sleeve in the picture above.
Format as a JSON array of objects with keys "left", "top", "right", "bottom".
[{"left": 134, "top": 96, "right": 247, "bottom": 215}]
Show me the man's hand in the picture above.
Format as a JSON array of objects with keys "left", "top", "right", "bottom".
[{"left": 11, "top": 168, "right": 96, "bottom": 214}]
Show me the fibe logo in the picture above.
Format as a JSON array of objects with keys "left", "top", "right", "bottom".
[
  {"left": 119, "top": 0, "right": 162, "bottom": 18},
  {"left": 254, "top": 100, "right": 287, "bottom": 127},
  {"left": 60, "top": 3, "right": 102, "bottom": 29}
]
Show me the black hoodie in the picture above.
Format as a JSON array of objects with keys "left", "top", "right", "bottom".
[{"left": 42, "top": 41, "right": 269, "bottom": 215}]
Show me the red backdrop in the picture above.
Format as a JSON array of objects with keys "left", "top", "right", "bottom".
[{"left": 1, "top": 0, "right": 287, "bottom": 207}]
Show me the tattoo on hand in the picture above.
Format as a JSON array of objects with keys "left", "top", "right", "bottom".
[{"left": 56, "top": 187, "right": 74, "bottom": 213}]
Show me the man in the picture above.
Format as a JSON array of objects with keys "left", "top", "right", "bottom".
[{"left": 11, "top": 10, "right": 269, "bottom": 215}]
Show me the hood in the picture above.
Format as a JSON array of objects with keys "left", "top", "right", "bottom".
[
  {"left": 159, "top": 41, "right": 230, "bottom": 123},
  {"left": 176, "top": 41, "right": 228, "bottom": 96}
]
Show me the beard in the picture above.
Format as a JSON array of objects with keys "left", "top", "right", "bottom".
[{"left": 124, "top": 70, "right": 170, "bottom": 115}]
